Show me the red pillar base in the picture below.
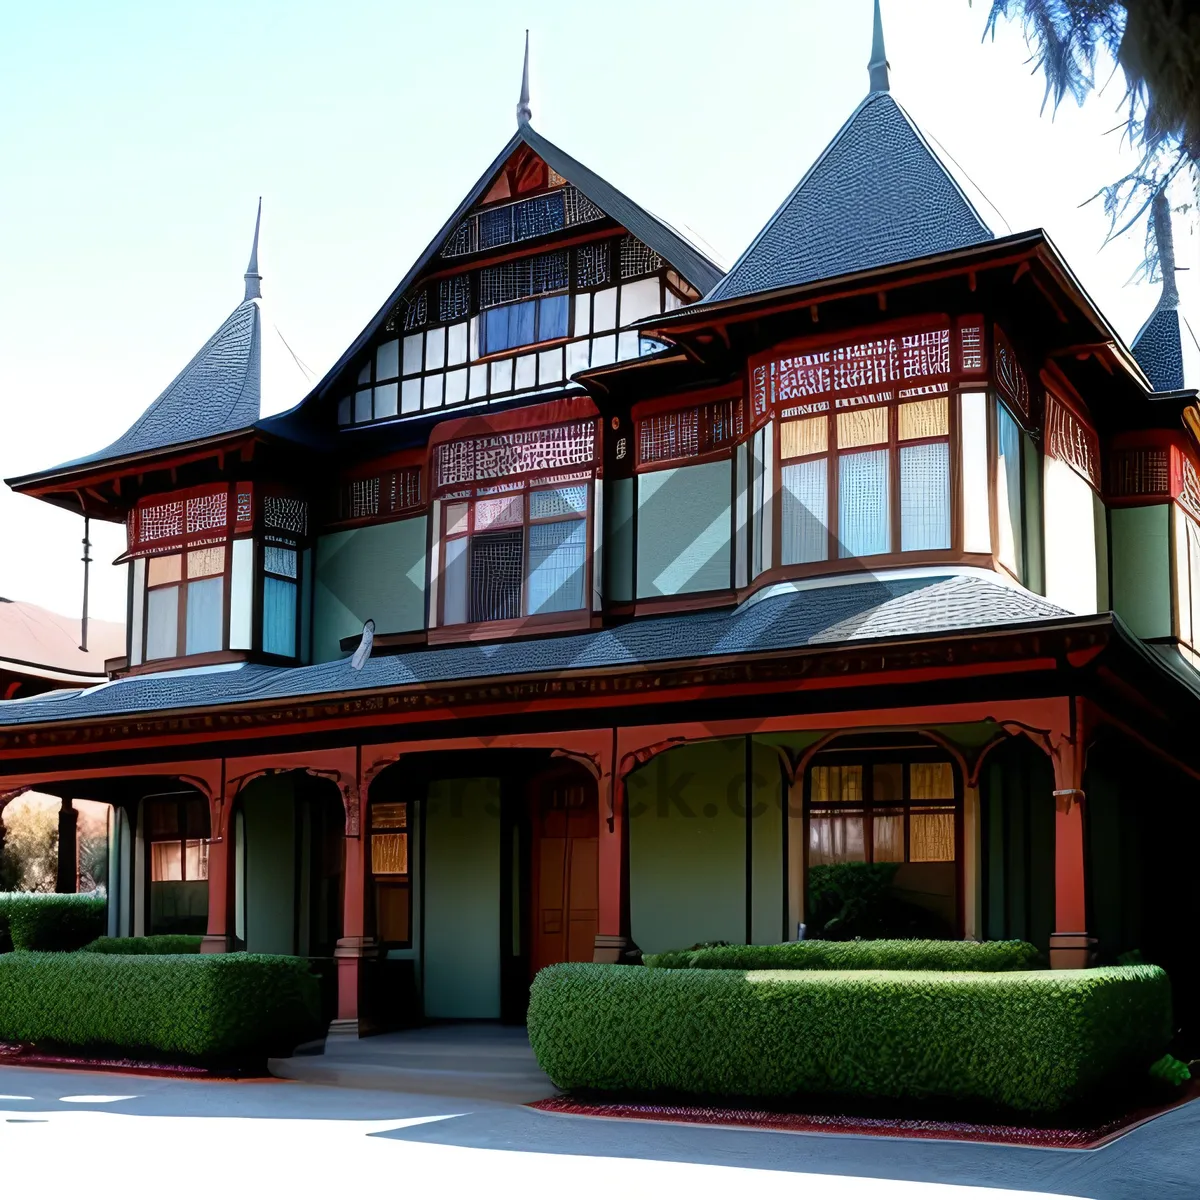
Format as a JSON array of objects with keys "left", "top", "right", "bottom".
[
  {"left": 199, "top": 934, "right": 232, "bottom": 954},
  {"left": 334, "top": 935, "right": 378, "bottom": 1035},
  {"left": 1048, "top": 932, "right": 1097, "bottom": 970}
]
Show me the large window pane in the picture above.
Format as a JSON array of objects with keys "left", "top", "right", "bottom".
[
  {"left": 808, "top": 814, "right": 865, "bottom": 865},
  {"left": 262, "top": 575, "right": 297, "bottom": 657},
  {"left": 527, "top": 519, "right": 586, "bottom": 613},
  {"left": 538, "top": 293, "right": 569, "bottom": 340},
  {"left": 900, "top": 441, "right": 951, "bottom": 551},
  {"left": 838, "top": 449, "right": 890, "bottom": 557},
  {"left": 185, "top": 576, "right": 224, "bottom": 655},
  {"left": 997, "top": 404, "right": 1025, "bottom": 577},
  {"left": 443, "top": 537, "right": 468, "bottom": 625},
  {"left": 145, "top": 585, "right": 179, "bottom": 660},
  {"left": 151, "top": 841, "right": 182, "bottom": 882},
  {"left": 470, "top": 530, "right": 523, "bottom": 622},
  {"left": 781, "top": 459, "right": 828, "bottom": 564}
]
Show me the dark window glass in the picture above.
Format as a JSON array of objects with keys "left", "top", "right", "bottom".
[{"left": 470, "top": 530, "right": 524, "bottom": 621}]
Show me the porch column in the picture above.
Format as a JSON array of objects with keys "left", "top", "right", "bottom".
[
  {"left": 55, "top": 798, "right": 78, "bottom": 893},
  {"left": 594, "top": 735, "right": 632, "bottom": 963},
  {"left": 1049, "top": 711, "right": 1093, "bottom": 969},
  {"left": 333, "top": 773, "right": 374, "bottom": 1035},
  {"left": 201, "top": 790, "right": 232, "bottom": 953}
]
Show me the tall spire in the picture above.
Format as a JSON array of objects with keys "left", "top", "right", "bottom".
[
  {"left": 516, "top": 30, "right": 532, "bottom": 125},
  {"left": 868, "top": 0, "right": 890, "bottom": 93},
  {"left": 1153, "top": 187, "right": 1180, "bottom": 310},
  {"left": 243, "top": 196, "right": 262, "bottom": 301}
]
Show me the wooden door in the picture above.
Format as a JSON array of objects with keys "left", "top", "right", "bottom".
[{"left": 530, "top": 780, "right": 598, "bottom": 977}]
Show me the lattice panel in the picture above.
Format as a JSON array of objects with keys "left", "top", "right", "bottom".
[
  {"left": 187, "top": 545, "right": 226, "bottom": 578},
  {"left": 435, "top": 421, "right": 596, "bottom": 491},
  {"left": 474, "top": 494, "right": 525, "bottom": 530},
  {"left": 638, "top": 400, "right": 744, "bottom": 465},
  {"left": 575, "top": 242, "right": 611, "bottom": 288},
  {"left": 994, "top": 326, "right": 1031, "bottom": 422},
  {"left": 959, "top": 318, "right": 985, "bottom": 373},
  {"left": 351, "top": 477, "right": 380, "bottom": 518},
  {"left": 388, "top": 467, "right": 422, "bottom": 513},
  {"left": 901, "top": 329, "right": 950, "bottom": 379},
  {"left": 470, "top": 531, "right": 524, "bottom": 622},
  {"left": 263, "top": 495, "right": 308, "bottom": 536},
  {"left": 442, "top": 220, "right": 477, "bottom": 258},
  {"left": 1182, "top": 459, "right": 1200, "bottom": 522},
  {"left": 513, "top": 192, "right": 565, "bottom": 241},
  {"left": 564, "top": 186, "right": 605, "bottom": 227},
  {"left": 386, "top": 290, "right": 429, "bottom": 334},
  {"left": 138, "top": 499, "right": 184, "bottom": 544},
  {"left": 1109, "top": 448, "right": 1170, "bottom": 498},
  {"left": 186, "top": 490, "right": 228, "bottom": 534},
  {"left": 530, "top": 484, "right": 588, "bottom": 519},
  {"left": 479, "top": 252, "right": 570, "bottom": 308},
  {"left": 619, "top": 235, "right": 662, "bottom": 279},
  {"left": 264, "top": 545, "right": 298, "bottom": 579},
  {"left": 1046, "top": 396, "right": 1099, "bottom": 487},
  {"left": 438, "top": 275, "right": 471, "bottom": 322},
  {"left": 479, "top": 206, "right": 512, "bottom": 249},
  {"left": 235, "top": 489, "right": 253, "bottom": 527}
]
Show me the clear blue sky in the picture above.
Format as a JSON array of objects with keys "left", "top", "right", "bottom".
[{"left": 1, "top": 0, "right": 1190, "bottom": 623}]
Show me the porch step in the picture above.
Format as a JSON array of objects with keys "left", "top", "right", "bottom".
[{"left": 267, "top": 1023, "right": 560, "bottom": 1103}]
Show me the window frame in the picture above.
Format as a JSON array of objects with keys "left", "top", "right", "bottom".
[
  {"left": 802, "top": 747, "right": 964, "bottom": 936},
  {"left": 368, "top": 799, "right": 412, "bottom": 949},
  {"left": 259, "top": 540, "right": 302, "bottom": 661},
  {"left": 143, "top": 793, "right": 211, "bottom": 936},
  {"left": 142, "top": 543, "right": 231, "bottom": 664},
  {"left": 773, "top": 392, "right": 957, "bottom": 568},
  {"left": 438, "top": 477, "right": 594, "bottom": 631}
]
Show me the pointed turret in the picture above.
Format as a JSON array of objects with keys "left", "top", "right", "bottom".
[
  {"left": 868, "top": 0, "right": 890, "bottom": 93},
  {"left": 244, "top": 196, "right": 263, "bottom": 301},
  {"left": 1132, "top": 188, "right": 1195, "bottom": 392},
  {"left": 516, "top": 30, "right": 532, "bottom": 126}
]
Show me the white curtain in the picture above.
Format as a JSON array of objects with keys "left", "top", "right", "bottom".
[
  {"left": 900, "top": 441, "right": 951, "bottom": 551},
  {"left": 145, "top": 586, "right": 179, "bottom": 660},
  {"left": 262, "top": 576, "right": 297, "bottom": 656},
  {"left": 442, "top": 537, "right": 468, "bottom": 625},
  {"left": 185, "top": 577, "right": 224, "bottom": 655},
  {"left": 808, "top": 815, "right": 865, "bottom": 865},
  {"left": 838, "top": 449, "right": 890, "bottom": 557},
  {"left": 781, "top": 460, "right": 828, "bottom": 564}
]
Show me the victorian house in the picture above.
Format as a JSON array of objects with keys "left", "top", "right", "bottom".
[{"left": 3, "top": 11, "right": 1200, "bottom": 1035}]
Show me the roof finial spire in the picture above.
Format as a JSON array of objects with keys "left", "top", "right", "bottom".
[
  {"left": 1153, "top": 187, "right": 1180, "bottom": 310},
  {"left": 244, "top": 196, "right": 262, "bottom": 301},
  {"left": 516, "top": 30, "right": 532, "bottom": 125},
  {"left": 868, "top": 0, "right": 890, "bottom": 93}
]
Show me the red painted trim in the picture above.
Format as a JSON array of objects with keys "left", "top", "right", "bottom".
[{"left": 426, "top": 396, "right": 599, "bottom": 450}]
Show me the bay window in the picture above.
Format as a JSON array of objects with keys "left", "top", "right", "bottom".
[
  {"left": 778, "top": 394, "right": 951, "bottom": 564},
  {"left": 144, "top": 545, "right": 226, "bottom": 660},
  {"left": 442, "top": 482, "right": 589, "bottom": 624}
]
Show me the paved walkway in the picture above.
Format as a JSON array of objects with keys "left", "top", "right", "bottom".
[
  {"left": 269, "top": 1022, "right": 559, "bottom": 1102},
  {"left": 0, "top": 1063, "right": 1197, "bottom": 1197}
]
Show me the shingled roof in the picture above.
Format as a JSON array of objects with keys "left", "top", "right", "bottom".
[
  {"left": 0, "top": 572, "right": 1068, "bottom": 728},
  {"left": 702, "top": 0, "right": 991, "bottom": 306},
  {"left": 11, "top": 203, "right": 312, "bottom": 482}
]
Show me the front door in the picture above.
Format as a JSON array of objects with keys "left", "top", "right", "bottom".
[{"left": 530, "top": 775, "right": 598, "bottom": 977}]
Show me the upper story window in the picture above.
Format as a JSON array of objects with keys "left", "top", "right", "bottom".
[
  {"left": 432, "top": 415, "right": 599, "bottom": 633},
  {"left": 126, "top": 484, "right": 308, "bottom": 668},
  {"left": 338, "top": 233, "right": 692, "bottom": 428}
]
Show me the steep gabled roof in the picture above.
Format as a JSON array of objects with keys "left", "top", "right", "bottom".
[
  {"left": 272, "top": 123, "right": 725, "bottom": 421},
  {"left": 705, "top": 89, "right": 993, "bottom": 304}
]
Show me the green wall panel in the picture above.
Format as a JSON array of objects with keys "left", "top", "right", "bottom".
[
  {"left": 750, "top": 740, "right": 786, "bottom": 945},
  {"left": 313, "top": 517, "right": 426, "bottom": 662},
  {"left": 605, "top": 477, "right": 634, "bottom": 603},
  {"left": 629, "top": 740, "right": 746, "bottom": 953},
  {"left": 636, "top": 461, "right": 731, "bottom": 598},
  {"left": 1111, "top": 504, "right": 1170, "bottom": 638},
  {"left": 423, "top": 778, "right": 501, "bottom": 1019},
  {"left": 242, "top": 776, "right": 296, "bottom": 956}
]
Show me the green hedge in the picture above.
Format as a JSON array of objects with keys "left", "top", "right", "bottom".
[
  {"left": 528, "top": 963, "right": 1173, "bottom": 1113},
  {"left": 643, "top": 939, "right": 1040, "bottom": 972},
  {"left": 81, "top": 936, "right": 203, "bottom": 956},
  {"left": 0, "top": 892, "right": 106, "bottom": 952},
  {"left": 0, "top": 952, "right": 322, "bottom": 1059}
]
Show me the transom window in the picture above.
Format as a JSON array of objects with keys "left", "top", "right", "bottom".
[
  {"left": 779, "top": 394, "right": 951, "bottom": 563},
  {"left": 369, "top": 801, "right": 411, "bottom": 947},
  {"left": 442, "top": 483, "right": 589, "bottom": 624},
  {"left": 144, "top": 546, "right": 226, "bottom": 660}
]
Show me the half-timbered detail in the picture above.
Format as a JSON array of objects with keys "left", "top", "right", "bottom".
[{"left": 5, "top": 14, "right": 1200, "bottom": 1041}]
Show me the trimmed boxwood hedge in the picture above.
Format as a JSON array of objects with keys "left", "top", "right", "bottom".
[
  {"left": 81, "top": 936, "right": 203, "bottom": 955},
  {"left": 0, "top": 952, "right": 321, "bottom": 1059},
  {"left": 527, "top": 963, "right": 1173, "bottom": 1113},
  {"left": 0, "top": 892, "right": 106, "bottom": 952},
  {"left": 643, "top": 939, "right": 1040, "bottom": 972}
]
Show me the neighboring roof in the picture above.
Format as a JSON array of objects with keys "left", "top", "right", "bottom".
[
  {"left": 0, "top": 573, "right": 1066, "bottom": 727},
  {"left": 268, "top": 123, "right": 725, "bottom": 430},
  {"left": 12, "top": 205, "right": 313, "bottom": 485},
  {"left": 0, "top": 599, "right": 123, "bottom": 685},
  {"left": 704, "top": 90, "right": 993, "bottom": 305}
]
